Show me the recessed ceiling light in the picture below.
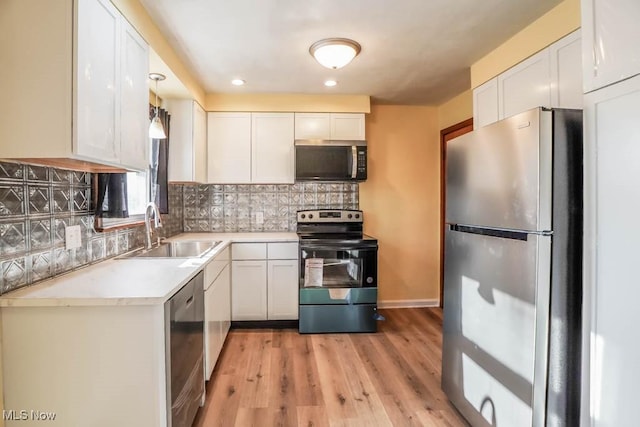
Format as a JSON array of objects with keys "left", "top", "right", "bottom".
[
  {"left": 231, "top": 79, "right": 245, "bottom": 86},
  {"left": 324, "top": 80, "right": 338, "bottom": 87}
]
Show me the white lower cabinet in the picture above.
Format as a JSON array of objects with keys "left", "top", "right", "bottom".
[
  {"left": 231, "top": 242, "right": 298, "bottom": 321},
  {"left": 204, "top": 264, "right": 231, "bottom": 379},
  {"left": 204, "top": 247, "right": 231, "bottom": 380},
  {"left": 267, "top": 260, "right": 299, "bottom": 320},
  {"left": 231, "top": 260, "right": 268, "bottom": 320}
]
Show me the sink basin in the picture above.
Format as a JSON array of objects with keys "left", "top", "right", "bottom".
[{"left": 118, "top": 240, "right": 222, "bottom": 259}]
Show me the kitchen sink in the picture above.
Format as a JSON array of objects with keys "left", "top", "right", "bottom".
[{"left": 118, "top": 240, "right": 222, "bottom": 259}]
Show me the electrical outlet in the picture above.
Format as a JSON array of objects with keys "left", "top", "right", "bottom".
[
  {"left": 65, "top": 225, "right": 82, "bottom": 250},
  {"left": 255, "top": 211, "right": 264, "bottom": 225}
]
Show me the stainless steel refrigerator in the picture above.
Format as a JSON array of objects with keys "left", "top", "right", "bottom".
[{"left": 442, "top": 107, "right": 583, "bottom": 427}]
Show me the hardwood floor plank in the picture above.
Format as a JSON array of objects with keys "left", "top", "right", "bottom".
[
  {"left": 269, "top": 347, "right": 299, "bottom": 426},
  {"left": 239, "top": 331, "right": 273, "bottom": 408},
  {"left": 195, "top": 308, "right": 466, "bottom": 426},
  {"left": 296, "top": 406, "right": 330, "bottom": 427},
  {"left": 312, "top": 334, "right": 361, "bottom": 422},
  {"left": 292, "top": 333, "right": 325, "bottom": 407}
]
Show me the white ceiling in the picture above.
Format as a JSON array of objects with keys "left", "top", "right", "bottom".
[{"left": 140, "top": 0, "right": 562, "bottom": 105}]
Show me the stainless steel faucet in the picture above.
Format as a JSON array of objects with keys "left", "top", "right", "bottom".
[{"left": 144, "top": 202, "right": 163, "bottom": 249}]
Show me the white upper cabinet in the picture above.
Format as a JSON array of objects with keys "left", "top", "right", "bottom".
[
  {"left": 119, "top": 17, "right": 150, "bottom": 170},
  {"left": 550, "top": 29, "right": 583, "bottom": 109},
  {"left": 166, "top": 99, "right": 207, "bottom": 182},
  {"left": 207, "top": 112, "right": 252, "bottom": 183},
  {"left": 75, "top": 0, "right": 120, "bottom": 164},
  {"left": 583, "top": 73, "right": 640, "bottom": 427},
  {"left": 0, "top": 0, "right": 149, "bottom": 171},
  {"left": 473, "top": 30, "right": 583, "bottom": 128},
  {"left": 330, "top": 113, "right": 366, "bottom": 140},
  {"left": 473, "top": 78, "right": 499, "bottom": 129},
  {"left": 252, "top": 113, "right": 295, "bottom": 183},
  {"left": 294, "top": 113, "right": 365, "bottom": 139},
  {"left": 294, "top": 113, "right": 332, "bottom": 139},
  {"left": 498, "top": 49, "right": 551, "bottom": 120},
  {"left": 207, "top": 112, "right": 295, "bottom": 184},
  {"left": 582, "top": 0, "right": 640, "bottom": 93}
]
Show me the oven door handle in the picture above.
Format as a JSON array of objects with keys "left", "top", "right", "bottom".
[{"left": 300, "top": 242, "right": 378, "bottom": 251}]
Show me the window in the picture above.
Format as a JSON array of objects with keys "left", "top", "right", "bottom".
[{"left": 93, "top": 171, "right": 149, "bottom": 230}]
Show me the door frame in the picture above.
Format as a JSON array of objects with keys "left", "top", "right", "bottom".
[{"left": 440, "top": 118, "right": 473, "bottom": 307}]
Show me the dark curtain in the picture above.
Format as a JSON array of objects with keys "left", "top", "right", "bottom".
[
  {"left": 95, "top": 173, "right": 128, "bottom": 218},
  {"left": 150, "top": 105, "right": 170, "bottom": 214}
]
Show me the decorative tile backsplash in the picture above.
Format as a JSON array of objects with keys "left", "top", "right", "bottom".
[
  {"left": 179, "top": 182, "right": 359, "bottom": 233},
  {"left": 0, "top": 161, "right": 152, "bottom": 294},
  {"left": 0, "top": 159, "right": 358, "bottom": 293}
]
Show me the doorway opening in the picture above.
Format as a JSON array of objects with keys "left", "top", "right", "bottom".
[{"left": 440, "top": 118, "right": 473, "bottom": 307}]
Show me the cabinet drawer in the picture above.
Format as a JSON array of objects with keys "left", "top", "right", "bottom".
[
  {"left": 204, "top": 246, "right": 230, "bottom": 287},
  {"left": 232, "top": 243, "right": 267, "bottom": 260},
  {"left": 267, "top": 242, "right": 299, "bottom": 260}
]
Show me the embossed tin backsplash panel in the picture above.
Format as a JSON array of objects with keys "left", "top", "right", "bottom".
[
  {"left": 179, "top": 182, "right": 359, "bottom": 233},
  {"left": 0, "top": 161, "right": 150, "bottom": 294}
]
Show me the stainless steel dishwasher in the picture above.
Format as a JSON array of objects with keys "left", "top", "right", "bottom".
[{"left": 165, "top": 271, "right": 205, "bottom": 427}]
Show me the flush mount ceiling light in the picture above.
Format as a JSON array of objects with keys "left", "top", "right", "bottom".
[
  {"left": 231, "top": 79, "right": 245, "bottom": 86},
  {"left": 309, "top": 38, "right": 361, "bottom": 69},
  {"left": 149, "top": 73, "right": 166, "bottom": 139},
  {"left": 324, "top": 80, "right": 338, "bottom": 87}
]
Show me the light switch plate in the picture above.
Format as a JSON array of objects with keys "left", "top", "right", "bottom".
[
  {"left": 255, "top": 211, "right": 264, "bottom": 225},
  {"left": 65, "top": 225, "right": 82, "bottom": 250}
]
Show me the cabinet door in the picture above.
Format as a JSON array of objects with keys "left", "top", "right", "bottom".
[
  {"left": 498, "top": 49, "right": 551, "bottom": 120},
  {"left": 582, "top": 0, "right": 640, "bottom": 92},
  {"left": 204, "top": 282, "right": 219, "bottom": 380},
  {"left": 473, "top": 78, "right": 499, "bottom": 129},
  {"left": 75, "top": 0, "right": 120, "bottom": 163},
  {"left": 166, "top": 99, "right": 193, "bottom": 182},
  {"left": 205, "top": 263, "right": 230, "bottom": 379},
  {"left": 119, "top": 18, "right": 149, "bottom": 170},
  {"left": 583, "top": 75, "right": 640, "bottom": 427},
  {"left": 219, "top": 262, "right": 231, "bottom": 340},
  {"left": 231, "top": 260, "right": 267, "bottom": 320},
  {"left": 331, "top": 113, "right": 365, "bottom": 139},
  {"left": 251, "top": 113, "right": 294, "bottom": 183},
  {"left": 267, "top": 260, "right": 299, "bottom": 320},
  {"left": 550, "top": 29, "right": 583, "bottom": 109},
  {"left": 207, "top": 112, "right": 251, "bottom": 183},
  {"left": 294, "top": 113, "right": 331, "bottom": 139},
  {"left": 193, "top": 102, "right": 207, "bottom": 183}
]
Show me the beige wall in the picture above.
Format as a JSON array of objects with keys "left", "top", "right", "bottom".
[
  {"left": 471, "top": 0, "right": 580, "bottom": 88},
  {"left": 111, "top": 0, "right": 206, "bottom": 106},
  {"left": 206, "top": 93, "right": 370, "bottom": 113},
  {"left": 360, "top": 105, "right": 441, "bottom": 303},
  {"left": 437, "top": 89, "right": 473, "bottom": 130}
]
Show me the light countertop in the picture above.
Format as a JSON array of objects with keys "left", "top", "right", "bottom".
[{"left": 0, "top": 232, "right": 298, "bottom": 308}]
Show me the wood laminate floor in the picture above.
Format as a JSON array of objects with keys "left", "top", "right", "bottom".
[{"left": 194, "top": 308, "right": 466, "bottom": 426}]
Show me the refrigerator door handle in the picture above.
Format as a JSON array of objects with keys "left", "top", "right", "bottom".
[{"left": 449, "top": 224, "right": 529, "bottom": 241}]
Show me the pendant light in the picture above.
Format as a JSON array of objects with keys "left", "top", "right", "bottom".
[
  {"left": 309, "top": 38, "right": 361, "bottom": 69},
  {"left": 149, "top": 73, "right": 167, "bottom": 139}
]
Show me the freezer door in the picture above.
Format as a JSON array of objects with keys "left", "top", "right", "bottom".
[
  {"left": 442, "top": 228, "right": 551, "bottom": 427},
  {"left": 446, "top": 107, "right": 552, "bottom": 232}
]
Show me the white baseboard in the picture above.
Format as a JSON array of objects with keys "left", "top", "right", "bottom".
[{"left": 378, "top": 299, "right": 440, "bottom": 309}]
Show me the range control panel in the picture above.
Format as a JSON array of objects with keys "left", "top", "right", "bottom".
[{"left": 297, "top": 209, "right": 363, "bottom": 223}]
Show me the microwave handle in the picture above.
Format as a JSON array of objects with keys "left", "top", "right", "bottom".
[{"left": 351, "top": 146, "right": 357, "bottom": 178}]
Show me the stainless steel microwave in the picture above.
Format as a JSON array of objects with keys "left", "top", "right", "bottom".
[{"left": 294, "top": 140, "right": 367, "bottom": 181}]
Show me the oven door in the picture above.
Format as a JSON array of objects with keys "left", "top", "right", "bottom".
[
  {"left": 298, "top": 241, "right": 378, "bottom": 333},
  {"left": 299, "top": 242, "right": 377, "bottom": 289}
]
